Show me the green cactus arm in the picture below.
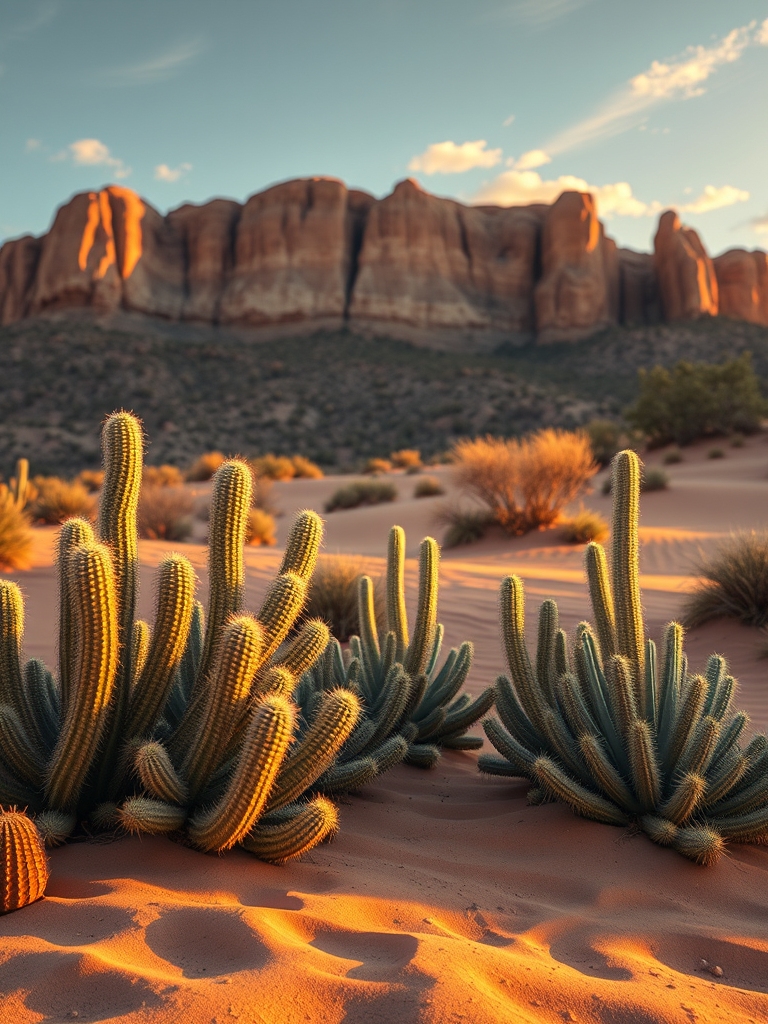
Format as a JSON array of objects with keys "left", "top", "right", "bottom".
[
  {"left": 22, "top": 658, "right": 60, "bottom": 754},
  {"left": 413, "top": 706, "right": 447, "bottom": 741},
  {"left": 703, "top": 752, "right": 749, "bottom": 807},
  {"left": 708, "top": 806, "right": 768, "bottom": 843},
  {"left": 12, "top": 457, "right": 29, "bottom": 509},
  {"left": 677, "top": 715, "right": 720, "bottom": 778},
  {"left": 499, "top": 576, "right": 549, "bottom": 733},
  {"left": 579, "top": 632, "right": 628, "bottom": 773},
  {"left": 640, "top": 814, "right": 678, "bottom": 847},
  {"left": 188, "top": 694, "right": 295, "bottom": 853},
  {"left": 482, "top": 718, "right": 537, "bottom": 776},
  {"left": 181, "top": 615, "right": 264, "bottom": 800},
  {"left": 314, "top": 756, "right": 379, "bottom": 794},
  {"left": 131, "top": 620, "right": 150, "bottom": 686},
  {"left": 365, "top": 666, "right": 411, "bottom": 748},
  {"left": 643, "top": 638, "right": 657, "bottom": 728},
  {"left": 669, "top": 824, "right": 724, "bottom": 866},
  {"left": 198, "top": 460, "right": 252, "bottom": 687},
  {"left": 658, "top": 772, "right": 707, "bottom": 825},
  {"left": 534, "top": 756, "right": 628, "bottom": 826},
  {"left": 578, "top": 734, "right": 640, "bottom": 813},
  {"left": 278, "top": 509, "right": 323, "bottom": 581},
  {"left": 610, "top": 451, "right": 645, "bottom": 683},
  {"left": 535, "top": 599, "right": 559, "bottom": 703},
  {"left": 605, "top": 655, "right": 638, "bottom": 739},
  {"left": 34, "top": 810, "right": 76, "bottom": 847},
  {"left": 656, "top": 622, "right": 684, "bottom": 753},
  {"left": 0, "top": 581, "right": 30, "bottom": 735},
  {"left": 541, "top": 708, "right": 595, "bottom": 787},
  {"left": 441, "top": 734, "right": 483, "bottom": 750},
  {"left": 266, "top": 689, "right": 361, "bottom": 812},
  {"left": 119, "top": 797, "right": 187, "bottom": 835},
  {"left": 241, "top": 795, "right": 338, "bottom": 863},
  {"left": 702, "top": 654, "right": 725, "bottom": 714},
  {"left": 557, "top": 674, "right": 599, "bottom": 741},
  {"left": 127, "top": 555, "right": 195, "bottom": 740},
  {"left": 0, "top": 705, "right": 45, "bottom": 787},
  {"left": 404, "top": 743, "right": 440, "bottom": 768},
  {"left": 710, "top": 675, "right": 736, "bottom": 722},
  {"left": 708, "top": 711, "right": 748, "bottom": 767},
  {"left": 45, "top": 542, "right": 119, "bottom": 812},
  {"left": 706, "top": 773, "right": 768, "bottom": 818},
  {"left": 555, "top": 629, "right": 570, "bottom": 679},
  {"left": 357, "top": 576, "right": 381, "bottom": 674},
  {"left": 135, "top": 742, "right": 189, "bottom": 805},
  {"left": 0, "top": 764, "right": 37, "bottom": 809},
  {"left": 437, "top": 685, "right": 496, "bottom": 740},
  {"left": 584, "top": 541, "right": 617, "bottom": 661},
  {"left": 417, "top": 647, "right": 464, "bottom": 717},
  {"left": 90, "top": 802, "right": 120, "bottom": 830},
  {"left": 178, "top": 600, "right": 204, "bottom": 699},
  {"left": 494, "top": 675, "right": 544, "bottom": 752},
  {"left": 272, "top": 619, "right": 330, "bottom": 678},
  {"left": 627, "top": 719, "right": 661, "bottom": 811},
  {"left": 370, "top": 734, "right": 409, "bottom": 773},
  {"left": 0, "top": 809, "right": 49, "bottom": 913},
  {"left": 337, "top": 716, "right": 377, "bottom": 761},
  {"left": 56, "top": 518, "right": 95, "bottom": 712},
  {"left": 403, "top": 537, "right": 439, "bottom": 677},
  {"left": 661, "top": 675, "right": 707, "bottom": 774},
  {"left": 256, "top": 573, "right": 308, "bottom": 664},
  {"left": 254, "top": 666, "right": 296, "bottom": 699},
  {"left": 386, "top": 526, "right": 409, "bottom": 661},
  {"left": 477, "top": 753, "right": 526, "bottom": 777}
]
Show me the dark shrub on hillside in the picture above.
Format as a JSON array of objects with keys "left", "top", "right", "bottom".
[
  {"left": 626, "top": 353, "right": 767, "bottom": 446},
  {"left": 324, "top": 480, "right": 397, "bottom": 512}
]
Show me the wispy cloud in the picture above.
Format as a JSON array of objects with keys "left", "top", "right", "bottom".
[
  {"left": 502, "top": 114, "right": 516, "bottom": 127},
  {"left": 751, "top": 212, "right": 768, "bottom": 235},
  {"left": 408, "top": 140, "right": 502, "bottom": 175},
  {"left": 52, "top": 139, "right": 131, "bottom": 179},
  {"left": 155, "top": 162, "right": 192, "bottom": 183},
  {"left": 2, "top": 2, "right": 58, "bottom": 45},
  {"left": 545, "top": 21, "right": 763, "bottom": 156},
  {"left": 95, "top": 37, "right": 204, "bottom": 86},
  {"left": 25, "top": 138, "right": 42, "bottom": 152},
  {"left": 473, "top": 168, "right": 660, "bottom": 218},
  {"left": 513, "top": 149, "right": 551, "bottom": 171},
  {"left": 680, "top": 184, "right": 749, "bottom": 214},
  {"left": 501, "top": 0, "right": 593, "bottom": 28}
]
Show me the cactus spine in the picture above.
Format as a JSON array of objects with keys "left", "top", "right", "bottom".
[{"left": 0, "top": 809, "right": 48, "bottom": 913}]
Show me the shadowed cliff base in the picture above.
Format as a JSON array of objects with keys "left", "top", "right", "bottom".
[{"left": 1, "top": 312, "right": 767, "bottom": 476}]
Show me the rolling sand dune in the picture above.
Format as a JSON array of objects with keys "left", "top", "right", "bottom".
[{"left": 2, "top": 438, "right": 768, "bottom": 1021}]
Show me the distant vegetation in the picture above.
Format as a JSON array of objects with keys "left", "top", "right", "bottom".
[{"left": 325, "top": 479, "right": 397, "bottom": 512}]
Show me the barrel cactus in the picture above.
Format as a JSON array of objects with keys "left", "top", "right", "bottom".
[
  {"left": 0, "top": 808, "right": 48, "bottom": 913},
  {"left": 479, "top": 450, "right": 768, "bottom": 865}
]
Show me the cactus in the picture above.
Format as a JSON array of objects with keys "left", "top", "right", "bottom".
[
  {"left": 479, "top": 450, "right": 768, "bottom": 865},
  {"left": 296, "top": 525, "right": 494, "bottom": 793},
  {"left": 0, "top": 808, "right": 48, "bottom": 913}
]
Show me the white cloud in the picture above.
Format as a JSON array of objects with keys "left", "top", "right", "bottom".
[
  {"left": 472, "top": 169, "right": 660, "bottom": 218},
  {"left": 96, "top": 37, "right": 204, "bottom": 86},
  {"left": 680, "top": 184, "right": 749, "bottom": 214},
  {"left": 408, "top": 139, "right": 502, "bottom": 175},
  {"left": 502, "top": 114, "right": 516, "bottom": 127},
  {"left": 25, "top": 138, "right": 41, "bottom": 152},
  {"left": 514, "top": 149, "right": 551, "bottom": 171},
  {"left": 546, "top": 21, "right": 761, "bottom": 156},
  {"left": 155, "top": 162, "right": 192, "bottom": 183},
  {"left": 57, "top": 138, "right": 131, "bottom": 179},
  {"left": 751, "top": 213, "right": 768, "bottom": 234},
  {"left": 758, "top": 18, "right": 768, "bottom": 45}
]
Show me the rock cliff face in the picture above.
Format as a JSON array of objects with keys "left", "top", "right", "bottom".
[{"left": 1, "top": 179, "right": 764, "bottom": 343}]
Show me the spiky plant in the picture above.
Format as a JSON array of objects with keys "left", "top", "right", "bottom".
[
  {"left": 0, "top": 413, "right": 354, "bottom": 864},
  {"left": 479, "top": 450, "right": 768, "bottom": 865},
  {"left": 0, "top": 808, "right": 48, "bottom": 913},
  {"left": 296, "top": 525, "right": 494, "bottom": 794}
]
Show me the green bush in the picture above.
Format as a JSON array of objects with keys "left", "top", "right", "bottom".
[
  {"left": 324, "top": 480, "right": 397, "bottom": 512},
  {"left": 626, "top": 353, "right": 767, "bottom": 446},
  {"left": 584, "top": 420, "right": 623, "bottom": 466},
  {"left": 684, "top": 532, "right": 768, "bottom": 629},
  {"left": 413, "top": 476, "right": 445, "bottom": 498}
]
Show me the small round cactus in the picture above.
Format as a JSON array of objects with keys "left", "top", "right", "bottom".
[{"left": 1, "top": 807, "right": 49, "bottom": 913}]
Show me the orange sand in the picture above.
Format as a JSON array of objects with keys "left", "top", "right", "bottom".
[{"left": 2, "top": 436, "right": 768, "bottom": 1021}]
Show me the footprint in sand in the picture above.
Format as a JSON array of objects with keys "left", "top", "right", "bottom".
[
  {"left": 144, "top": 906, "right": 271, "bottom": 978},
  {"left": 310, "top": 929, "right": 419, "bottom": 981}
]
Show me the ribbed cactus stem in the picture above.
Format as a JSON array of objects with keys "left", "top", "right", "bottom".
[
  {"left": 659, "top": 772, "right": 706, "bottom": 825},
  {"left": 0, "top": 581, "right": 27, "bottom": 730},
  {"left": 535, "top": 599, "right": 559, "bottom": 702},
  {"left": 610, "top": 451, "right": 644, "bottom": 680},
  {"left": 199, "top": 460, "right": 252, "bottom": 685},
  {"left": 45, "top": 543, "right": 119, "bottom": 812},
  {"left": 56, "top": 517, "right": 95, "bottom": 712},
  {"left": 241, "top": 796, "right": 339, "bottom": 863},
  {"left": 131, "top": 620, "right": 150, "bottom": 685},
  {"left": 670, "top": 825, "right": 724, "bottom": 866},
  {"left": 534, "top": 756, "right": 628, "bottom": 826},
  {"left": 578, "top": 734, "right": 638, "bottom": 812},
  {"left": 188, "top": 695, "right": 294, "bottom": 852},
  {"left": 34, "top": 810, "right": 76, "bottom": 847},
  {"left": 253, "top": 666, "right": 295, "bottom": 699},
  {"left": 278, "top": 509, "right": 323, "bottom": 580},
  {"left": 119, "top": 797, "right": 187, "bottom": 835},
  {"left": 584, "top": 542, "right": 617, "bottom": 660},
  {"left": 627, "top": 719, "right": 661, "bottom": 811},
  {"left": 0, "top": 706, "right": 44, "bottom": 786},
  {"left": 606, "top": 655, "right": 637, "bottom": 738},
  {"left": 404, "top": 537, "right": 439, "bottom": 677},
  {"left": 12, "top": 457, "right": 29, "bottom": 509},
  {"left": 0, "top": 809, "right": 49, "bottom": 913},
  {"left": 500, "top": 576, "right": 547, "bottom": 733},
  {"left": 127, "top": 555, "right": 195, "bottom": 739},
  {"left": 256, "top": 572, "right": 307, "bottom": 662},
  {"left": 273, "top": 619, "right": 330, "bottom": 678},
  {"left": 386, "top": 526, "right": 409, "bottom": 662},
  {"left": 135, "top": 742, "right": 189, "bottom": 805},
  {"left": 358, "top": 575, "right": 381, "bottom": 666}
]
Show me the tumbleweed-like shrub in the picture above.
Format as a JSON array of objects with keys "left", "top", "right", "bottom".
[
  {"left": 325, "top": 480, "right": 397, "bottom": 512},
  {"left": 245, "top": 508, "right": 277, "bottom": 546},
  {"left": 433, "top": 503, "right": 494, "bottom": 548},
  {"left": 184, "top": 451, "right": 226, "bottom": 482},
  {"left": 364, "top": 458, "right": 392, "bottom": 476},
  {"left": 479, "top": 450, "right": 768, "bottom": 865},
  {"left": 0, "top": 490, "right": 33, "bottom": 570},
  {"left": 452, "top": 430, "right": 597, "bottom": 535},
  {"left": 299, "top": 554, "right": 384, "bottom": 643},
  {"left": 684, "top": 531, "right": 768, "bottom": 629},
  {"left": 144, "top": 464, "right": 184, "bottom": 488},
  {"left": 138, "top": 485, "right": 195, "bottom": 541},
  {"left": 414, "top": 476, "right": 445, "bottom": 499},
  {"left": 27, "top": 476, "right": 96, "bottom": 525},
  {"left": 559, "top": 507, "right": 609, "bottom": 545},
  {"left": 390, "top": 449, "right": 422, "bottom": 470}
]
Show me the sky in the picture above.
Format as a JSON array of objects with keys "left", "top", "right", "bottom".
[{"left": 1, "top": 0, "right": 767, "bottom": 254}]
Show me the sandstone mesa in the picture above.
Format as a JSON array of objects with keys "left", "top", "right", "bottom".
[{"left": 1, "top": 177, "right": 766, "bottom": 343}]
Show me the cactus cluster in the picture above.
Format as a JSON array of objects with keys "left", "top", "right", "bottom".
[
  {"left": 479, "top": 450, "right": 768, "bottom": 865},
  {"left": 0, "top": 413, "right": 360, "bottom": 864},
  {"left": 296, "top": 526, "right": 494, "bottom": 793}
]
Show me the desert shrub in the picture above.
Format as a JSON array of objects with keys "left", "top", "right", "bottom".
[
  {"left": 144, "top": 464, "right": 183, "bottom": 487},
  {"left": 300, "top": 554, "right": 384, "bottom": 642},
  {"left": 642, "top": 468, "right": 669, "bottom": 492},
  {"left": 584, "top": 419, "right": 623, "bottom": 466},
  {"left": 138, "top": 486, "right": 194, "bottom": 540},
  {"left": 452, "top": 430, "right": 597, "bottom": 535},
  {"left": 433, "top": 504, "right": 494, "bottom": 547},
  {"left": 663, "top": 448, "right": 683, "bottom": 465},
  {"left": 364, "top": 458, "right": 392, "bottom": 475},
  {"left": 414, "top": 476, "right": 445, "bottom": 498},
  {"left": 684, "top": 532, "right": 768, "bottom": 629},
  {"left": 185, "top": 451, "right": 226, "bottom": 482},
  {"left": 290, "top": 455, "right": 323, "bottom": 479},
  {"left": 245, "top": 508, "right": 277, "bottom": 546},
  {"left": 390, "top": 448, "right": 422, "bottom": 470},
  {"left": 74, "top": 469, "right": 104, "bottom": 492},
  {"left": 27, "top": 476, "right": 96, "bottom": 525},
  {"left": 251, "top": 454, "right": 295, "bottom": 480},
  {"left": 0, "top": 490, "right": 33, "bottom": 569},
  {"left": 324, "top": 480, "right": 397, "bottom": 512},
  {"left": 731, "top": 433, "right": 745, "bottom": 448},
  {"left": 480, "top": 451, "right": 768, "bottom": 864},
  {"left": 559, "top": 507, "right": 609, "bottom": 544},
  {"left": 626, "top": 353, "right": 767, "bottom": 446},
  {"left": 708, "top": 448, "right": 725, "bottom": 460}
]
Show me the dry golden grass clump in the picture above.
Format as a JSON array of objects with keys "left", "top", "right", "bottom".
[
  {"left": 27, "top": 476, "right": 96, "bottom": 525},
  {"left": 452, "top": 430, "right": 597, "bottom": 536},
  {"left": 433, "top": 504, "right": 494, "bottom": 548},
  {"left": 245, "top": 508, "right": 277, "bottom": 546},
  {"left": 684, "top": 531, "right": 768, "bottom": 629},
  {"left": 559, "top": 506, "right": 609, "bottom": 544},
  {"left": 144, "top": 464, "right": 184, "bottom": 487},
  {"left": 138, "top": 486, "right": 195, "bottom": 541},
  {"left": 185, "top": 451, "right": 226, "bottom": 482},
  {"left": 251, "top": 454, "right": 324, "bottom": 480},
  {"left": 0, "top": 489, "right": 33, "bottom": 569},
  {"left": 414, "top": 475, "right": 445, "bottom": 498},
  {"left": 301, "top": 554, "right": 384, "bottom": 642},
  {"left": 74, "top": 469, "right": 104, "bottom": 492},
  {"left": 390, "top": 448, "right": 422, "bottom": 471},
  {"left": 290, "top": 455, "right": 324, "bottom": 479},
  {"left": 364, "top": 457, "right": 392, "bottom": 475},
  {"left": 325, "top": 479, "right": 397, "bottom": 512}
]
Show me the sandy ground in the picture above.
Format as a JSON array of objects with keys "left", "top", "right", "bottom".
[{"left": 2, "top": 437, "right": 768, "bottom": 1022}]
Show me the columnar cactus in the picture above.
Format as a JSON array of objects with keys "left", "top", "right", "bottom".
[
  {"left": 479, "top": 450, "right": 768, "bottom": 865},
  {"left": 0, "top": 808, "right": 48, "bottom": 913},
  {"left": 296, "top": 525, "right": 494, "bottom": 793}
]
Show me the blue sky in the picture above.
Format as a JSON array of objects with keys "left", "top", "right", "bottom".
[{"left": 1, "top": 0, "right": 767, "bottom": 254}]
